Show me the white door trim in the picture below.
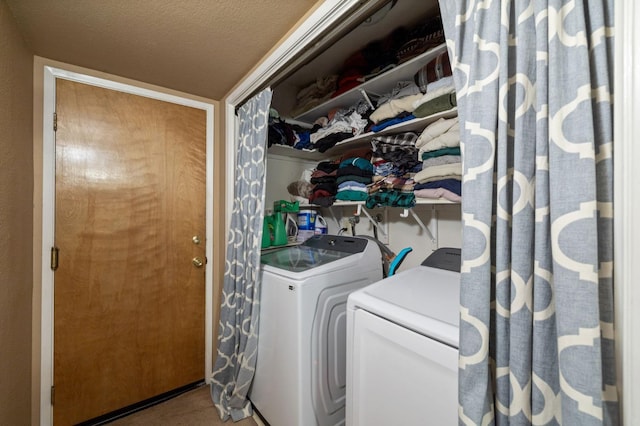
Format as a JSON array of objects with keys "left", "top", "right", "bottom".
[
  {"left": 39, "top": 66, "right": 215, "bottom": 425},
  {"left": 615, "top": 0, "right": 639, "bottom": 423}
]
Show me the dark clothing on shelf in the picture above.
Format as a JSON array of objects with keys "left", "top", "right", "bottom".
[
  {"left": 365, "top": 189, "right": 416, "bottom": 209},
  {"left": 314, "top": 132, "right": 354, "bottom": 153},
  {"left": 315, "top": 161, "right": 340, "bottom": 173},
  {"left": 414, "top": 179, "right": 462, "bottom": 196}
]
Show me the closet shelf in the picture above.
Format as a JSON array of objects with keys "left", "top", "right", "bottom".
[
  {"left": 293, "top": 43, "right": 449, "bottom": 123},
  {"left": 268, "top": 145, "right": 323, "bottom": 160},
  {"left": 268, "top": 107, "right": 458, "bottom": 160},
  {"left": 299, "top": 199, "right": 458, "bottom": 209}
]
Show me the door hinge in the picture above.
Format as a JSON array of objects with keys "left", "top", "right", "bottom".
[
  {"left": 51, "top": 385, "right": 55, "bottom": 406},
  {"left": 53, "top": 112, "right": 57, "bottom": 131},
  {"left": 51, "top": 246, "right": 59, "bottom": 271}
]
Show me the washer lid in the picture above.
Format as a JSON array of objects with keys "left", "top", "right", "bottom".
[
  {"left": 261, "top": 235, "right": 376, "bottom": 273},
  {"left": 349, "top": 265, "right": 460, "bottom": 347},
  {"left": 261, "top": 245, "right": 354, "bottom": 273}
]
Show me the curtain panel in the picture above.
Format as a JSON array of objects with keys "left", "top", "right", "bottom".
[
  {"left": 210, "top": 88, "right": 272, "bottom": 422},
  {"left": 438, "top": 1, "right": 618, "bottom": 424}
]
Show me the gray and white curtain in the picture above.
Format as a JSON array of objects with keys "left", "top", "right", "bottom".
[
  {"left": 438, "top": 1, "right": 618, "bottom": 424},
  {"left": 210, "top": 88, "right": 272, "bottom": 421}
]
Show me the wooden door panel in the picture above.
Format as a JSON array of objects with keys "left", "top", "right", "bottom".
[{"left": 54, "top": 79, "right": 206, "bottom": 425}]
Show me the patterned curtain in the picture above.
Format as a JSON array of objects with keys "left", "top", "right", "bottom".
[
  {"left": 210, "top": 88, "right": 272, "bottom": 421},
  {"left": 438, "top": 1, "right": 618, "bottom": 424}
]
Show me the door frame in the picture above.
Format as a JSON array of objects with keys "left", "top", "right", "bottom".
[
  {"left": 39, "top": 66, "right": 215, "bottom": 425},
  {"left": 614, "top": 0, "right": 640, "bottom": 422}
]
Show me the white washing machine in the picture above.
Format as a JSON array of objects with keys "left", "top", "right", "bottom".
[
  {"left": 250, "top": 235, "right": 383, "bottom": 426},
  {"left": 346, "top": 248, "right": 461, "bottom": 426}
]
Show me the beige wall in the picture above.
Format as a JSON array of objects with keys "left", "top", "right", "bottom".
[{"left": 0, "top": 0, "right": 34, "bottom": 423}]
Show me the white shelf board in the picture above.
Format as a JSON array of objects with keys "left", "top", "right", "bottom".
[
  {"left": 293, "top": 43, "right": 449, "bottom": 123},
  {"left": 301, "top": 198, "right": 458, "bottom": 209},
  {"left": 267, "top": 145, "right": 327, "bottom": 161},
  {"left": 267, "top": 107, "right": 458, "bottom": 161}
]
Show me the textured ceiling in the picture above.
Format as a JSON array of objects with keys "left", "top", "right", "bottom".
[{"left": 5, "top": 0, "right": 320, "bottom": 100}]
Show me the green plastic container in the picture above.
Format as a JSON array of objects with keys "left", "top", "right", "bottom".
[
  {"left": 271, "top": 212, "right": 287, "bottom": 246},
  {"left": 261, "top": 217, "right": 272, "bottom": 248}
]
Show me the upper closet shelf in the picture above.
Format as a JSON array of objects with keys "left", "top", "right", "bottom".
[
  {"left": 293, "top": 43, "right": 449, "bottom": 123},
  {"left": 268, "top": 106, "right": 458, "bottom": 160}
]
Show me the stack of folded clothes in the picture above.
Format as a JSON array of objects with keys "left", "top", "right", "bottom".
[
  {"left": 413, "top": 178, "right": 461, "bottom": 202},
  {"left": 396, "top": 15, "right": 445, "bottom": 64},
  {"left": 413, "top": 50, "right": 452, "bottom": 93},
  {"left": 332, "top": 27, "right": 410, "bottom": 99},
  {"left": 309, "top": 161, "right": 340, "bottom": 207},
  {"left": 290, "top": 14, "right": 446, "bottom": 119},
  {"left": 366, "top": 175, "right": 416, "bottom": 209},
  {"left": 412, "top": 81, "right": 457, "bottom": 118},
  {"left": 370, "top": 132, "right": 421, "bottom": 177},
  {"left": 369, "top": 81, "right": 423, "bottom": 132},
  {"left": 289, "top": 75, "right": 338, "bottom": 117},
  {"left": 335, "top": 157, "right": 374, "bottom": 202},
  {"left": 412, "top": 117, "right": 461, "bottom": 202},
  {"left": 411, "top": 49, "right": 457, "bottom": 118},
  {"left": 366, "top": 132, "right": 421, "bottom": 208}
]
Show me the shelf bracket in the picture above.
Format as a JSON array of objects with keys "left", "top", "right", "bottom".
[
  {"left": 358, "top": 89, "right": 375, "bottom": 110},
  {"left": 354, "top": 204, "right": 388, "bottom": 239},
  {"left": 326, "top": 203, "right": 442, "bottom": 248},
  {"left": 327, "top": 206, "right": 342, "bottom": 230},
  {"left": 409, "top": 206, "right": 438, "bottom": 249}
]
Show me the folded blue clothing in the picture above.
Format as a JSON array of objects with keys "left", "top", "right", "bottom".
[
  {"left": 374, "top": 162, "right": 394, "bottom": 175},
  {"left": 371, "top": 114, "right": 416, "bottom": 132},
  {"left": 293, "top": 131, "right": 311, "bottom": 150},
  {"left": 338, "top": 180, "right": 367, "bottom": 190},
  {"left": 413, "top": 178, "right": 461, "bottom": 196}
]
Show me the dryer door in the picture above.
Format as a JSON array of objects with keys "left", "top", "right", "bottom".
[{"left": 347, "top": 309, "right": 458, "bottom": 426}]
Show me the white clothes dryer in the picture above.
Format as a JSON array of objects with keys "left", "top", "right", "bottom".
[
  {"left": 346, "top": 248, "right": 461, "bottom": 426},
  {"left": 250, "top": 235, "right": 383, "bottom": 426}
]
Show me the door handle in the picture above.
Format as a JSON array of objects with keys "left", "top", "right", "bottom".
[{"left": 192, "top": 257, "right": 204, "bottom": 268}]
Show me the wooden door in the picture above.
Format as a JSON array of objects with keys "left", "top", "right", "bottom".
[{"left": 53, "top": 79, "right": 206, "bottom": 425}]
